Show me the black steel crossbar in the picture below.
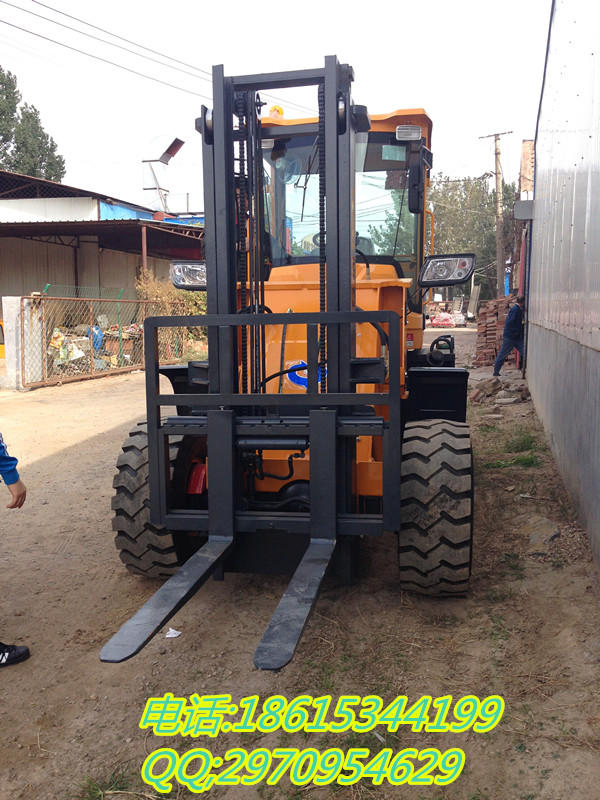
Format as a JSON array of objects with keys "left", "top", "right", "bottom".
[
  {"left": 100, "top": 537, "right": 234, "bottom": 663},
  {"left": 231, "top": 66, "right": 325, "bottom": 91},
  {"left": 254, "top": 540, "right": 336, "bottom": 670},
  {"left": 156, "top": 392, "right": 391, "bottom": 407},
  {"left": 146, "top": 310, "right": 400, "bottom": 336},
  {"left": 162, "top": 511, "right": 383, "bottom": 536},
  {"left": 164, "top": 416, "right": 385, "bottom": 437}
]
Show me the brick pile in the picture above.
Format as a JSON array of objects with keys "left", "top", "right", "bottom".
[{"left": 473, "top": 296, "right": 514, "bottom": 367}]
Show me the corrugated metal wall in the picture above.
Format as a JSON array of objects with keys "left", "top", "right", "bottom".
[
  {"left": 0, "top": 238, "right": 75, "bottom": 297},
  {"left": 0, "top": 237, "right": 170, "bottom": 315},
  {"left": 98, "top": 250, "right": 169, "bottom": 287},
  {"left": 529, "top": 0, "right": 600, "bottom": 563}
]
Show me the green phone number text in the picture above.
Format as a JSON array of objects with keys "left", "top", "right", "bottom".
[
  {"left": 142, "top": 745, "right": 466, "bottom": 793},
  {"left": 140, "top": 693, "right": 504, "bottom": 737}
]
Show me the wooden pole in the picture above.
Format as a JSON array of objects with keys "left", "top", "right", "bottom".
[
  {"left": 494, "top": 135, "right": 504, "bottom": 297},
  {"left": 480, "top": 131, "right": 512, "bottom": 297}
]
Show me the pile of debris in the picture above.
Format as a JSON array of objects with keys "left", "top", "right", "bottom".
[
  {"left": 470, "top": 376, "right": 530, "bottom": 405},
  {"left": 473, "top": 296, "right": 514, "bottom": 367}
]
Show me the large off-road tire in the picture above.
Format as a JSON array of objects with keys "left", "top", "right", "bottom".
[
  {"left": 112, "top": 424, "right": 206, "bottom": 578},
  {"left": 399, "top": 419, "right": 473, "bottom": 595}
]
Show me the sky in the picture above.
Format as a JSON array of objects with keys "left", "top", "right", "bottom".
[{"left": 0, "top": 0, "right": 552, "bottom": 213}]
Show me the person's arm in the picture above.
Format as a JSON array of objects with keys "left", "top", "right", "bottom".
[
  {"left": 0, "top": 433, "right": 26, "bottom": 508},
  {"left": 504, "top": 304, "right": 520, "bottom": 337},
  {"left": 6, "top": 478, "right": 26, "bottom": 509},
  {"left": 514, "top": 304, "right": 524, "bottom": 338}
]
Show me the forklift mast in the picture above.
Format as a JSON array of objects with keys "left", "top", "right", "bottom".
[{"left": 202, "top": 57, "right": 362, "bottom": 393}]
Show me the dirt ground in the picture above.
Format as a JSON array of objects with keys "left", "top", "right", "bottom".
[{"left": 1, "top": 327, "right": 599, "bottom": 800}]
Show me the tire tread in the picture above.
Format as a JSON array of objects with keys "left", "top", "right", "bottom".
[
  {"left": 399, "top": 419, "right": 473, "bottom": 595},
  {"left": 112, "top": 423, "right": 183, "bottom": 578}
]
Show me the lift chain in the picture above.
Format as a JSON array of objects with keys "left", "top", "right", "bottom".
[
  {"left": 318, "top": 84, "right": 327, "bottom": 393},
  {"left": 235, "top": 93, "right": 249, "bottom": 394}
]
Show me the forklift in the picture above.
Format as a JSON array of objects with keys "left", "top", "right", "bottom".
[{"left": 102, "top": 57, "right": 475, "bottom": 670}]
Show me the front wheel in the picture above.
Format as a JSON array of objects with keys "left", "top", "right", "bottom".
[
  {"left": 398, "top": 419, "right": 473, "bottom": 595},
  {"left": 111, "top": 424, "right": 207, "bottom": 578}
]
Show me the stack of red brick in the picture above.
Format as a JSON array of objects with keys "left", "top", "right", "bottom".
[{"left": 472, "top": 296, "right": 514, "bottom": 367}]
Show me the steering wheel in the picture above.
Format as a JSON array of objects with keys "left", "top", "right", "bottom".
[
  {"left": 430, "top": 335, "right": 454, "bottom": 353},
  {"left": 426, "top": 334, "right": 455, "bottom": 366},
  {"left": 276, "top": 157, "right": 301, "bottom": 184}
]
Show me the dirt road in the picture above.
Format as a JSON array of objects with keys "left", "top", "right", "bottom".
[{"left": 0, "top": 334, "right": 598, "bottom": 800}]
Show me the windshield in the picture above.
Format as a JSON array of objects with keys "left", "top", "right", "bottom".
[
  {"left": 355, "top": 133, "right": 416, "bottom": 260},
  {"left": 261, "top": 130, "right": 419, "bottom": 271}
]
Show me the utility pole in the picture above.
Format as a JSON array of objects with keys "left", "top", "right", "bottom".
[{"left": 480, "top": 131, "right": 512, "bottom": 297}]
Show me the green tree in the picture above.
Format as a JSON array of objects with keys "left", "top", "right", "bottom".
[
  {"left": 0, "top": 67, "right": 19, "bottom": 165},
  {"left": 368, "top": 187, "right": 415, "bottom": 257},
  {"left": 428, "top": 174, "right": 517, "bottom": 300},
  {"left": 0, "top": 66, "right": 65, "bottom": 181}
]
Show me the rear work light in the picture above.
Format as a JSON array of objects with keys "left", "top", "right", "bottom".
[{"left": 396, "top": 125, "right": 422, "bottom": 141}]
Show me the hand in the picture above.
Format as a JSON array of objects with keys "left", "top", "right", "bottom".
[{"left": 7, "top": 479, "right": 26, "bottom": 509}]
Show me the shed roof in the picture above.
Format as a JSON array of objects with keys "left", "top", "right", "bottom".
[
  {"left": 0, "top": 171, "right": 203, "bottom": 260},
  {"left": 0, "top": 169, "right": 153, "bottom": 211},
  {"left": 0, "top": 218, "right": 203, "bottom": 260}
]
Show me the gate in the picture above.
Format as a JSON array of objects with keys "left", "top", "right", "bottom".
[{"left": 20, "top": 294, "right": 189, "bottom": 388}]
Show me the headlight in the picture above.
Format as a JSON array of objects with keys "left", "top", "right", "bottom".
[
  {"left": 169, "top": 260, "right": 207, "bottom": 290},
  {"left": 418, "top": 254, "right": 476, "bottom": 287}
]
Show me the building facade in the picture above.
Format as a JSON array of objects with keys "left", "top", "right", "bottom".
[{"left": 529, "top": 0, "right": 600, "bottom": 562}]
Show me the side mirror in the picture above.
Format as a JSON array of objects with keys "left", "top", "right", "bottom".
[
  {"left": 418, "top": 254, "right": 476, "bottom": 287},
  {"left": 170, "top": 260, "right": 207, "bottom": 291},
  {"left": 408, "top": 163, "right": 424, "bottom": 214}
]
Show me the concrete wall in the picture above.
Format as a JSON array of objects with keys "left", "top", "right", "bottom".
[
  {"left": 1, "top": 297, "right": 23, "bottom": 390},
  {"left": 529, "top": 0, "right": 600, "bottom": 563}
]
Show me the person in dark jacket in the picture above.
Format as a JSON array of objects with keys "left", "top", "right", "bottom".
[
  {"left": 0, "top": 432, "right": 30, "bottom": 667},
  {"left": 493, "top": 294, "right": 526, "bottom": 377}
]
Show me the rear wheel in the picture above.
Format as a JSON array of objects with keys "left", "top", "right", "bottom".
[
  {"left": 112, "top": 424, "right": 206, "bottom": 578},
  {"left": 399, "top": 419, "right": 473, "bottom": 595}
]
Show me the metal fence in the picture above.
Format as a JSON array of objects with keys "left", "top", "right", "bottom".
[
  {"left": 20, "top": 294, "right": 196, "bottom": 388},
  {"left": 41, "top": 284, "right": 139, "bottom": 300}
]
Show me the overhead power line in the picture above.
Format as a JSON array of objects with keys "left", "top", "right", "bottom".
[
  {"left": 31, "top": 0, "right": 213, "bottom": 78},
  {"left": 0, "top": 0, "right": 211, "bottom": 82},
  {"left": 433, "top": 173, "right": 494, "bottom": 183},
  {"left": 4, "top": 0, "right": 316, "bottom": 116},
  {"left": 0, "top": 18, "right": 212, "bottom": 98}
]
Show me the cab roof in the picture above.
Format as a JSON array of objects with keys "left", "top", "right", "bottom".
[{"left": 261, "top": 109, "right": 432, "bottom": 147}]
